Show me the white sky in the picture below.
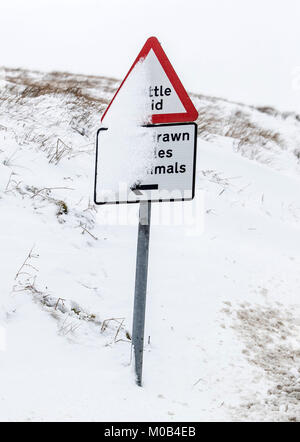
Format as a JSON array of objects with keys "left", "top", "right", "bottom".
[{"left": 1, "top": 0, "right": 300, "bottom": 112}]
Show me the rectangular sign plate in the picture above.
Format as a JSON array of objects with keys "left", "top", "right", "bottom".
[{"left": 94, "top": 122, "right": 197, "bottom": 205}]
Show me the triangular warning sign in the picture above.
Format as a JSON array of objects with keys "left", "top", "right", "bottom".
[{"left": 101, "top": 36, "right": 198, "bottom": 125}]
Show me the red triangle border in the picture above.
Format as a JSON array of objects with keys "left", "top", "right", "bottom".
[{"left": 101, "top": 37, "right": 199, "bottom": 124}]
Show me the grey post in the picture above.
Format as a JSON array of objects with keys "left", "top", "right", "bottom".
[{"left": 132, "top": 200, "right": 151, "bottom": 387}]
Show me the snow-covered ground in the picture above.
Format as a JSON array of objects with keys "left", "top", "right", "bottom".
[{"left": 1, "top": 67, "right": 300, "bottom": 422}]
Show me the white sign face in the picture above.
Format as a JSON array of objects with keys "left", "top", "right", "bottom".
[
  {"left": 94, "top": 123, "right": 197, "bottom": 204},
  {"left": 146, "top": 49, "right": 186, "bottom": 115},
  {"left": 102, "top": 49, "right": 186, "bottom": 127}
]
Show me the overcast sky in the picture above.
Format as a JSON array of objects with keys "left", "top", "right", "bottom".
[{"left": 1, "top": 0, "right": 300, "bottom": 112}]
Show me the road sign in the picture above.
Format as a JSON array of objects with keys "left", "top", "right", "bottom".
[
  {"left": 94, "top": 122, "right": 197, "bottom": 205},
  {"left": 95, "top": 36, "right": 198, "bottom": 387},
  {"left": 101, "top": 37, "right": 198, "bottom": 125}
]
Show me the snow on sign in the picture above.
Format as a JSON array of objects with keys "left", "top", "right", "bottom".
[
  {"left": 94, "top": 122, "right": 197, "bottom": 204},
  {"left": 101, "top": 36, "right": 198, "bottom": 124}
]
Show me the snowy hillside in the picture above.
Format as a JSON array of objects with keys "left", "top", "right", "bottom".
[{"left": 1, "top": 67, "right": 300, "bottom": 422}]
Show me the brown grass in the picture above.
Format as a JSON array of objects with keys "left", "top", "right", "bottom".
[
  {"left": 195, "top": 106, "right": 285, "bottom": 154},
  {"left": 4, "top": 68, "right": 119, "bottom": 105}
]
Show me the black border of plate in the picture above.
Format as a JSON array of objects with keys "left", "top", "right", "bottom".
[{"left": 94, "top": 122, "right": 197, "bottom": 205}]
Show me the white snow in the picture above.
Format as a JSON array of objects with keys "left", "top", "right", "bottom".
[
  {"left": 98, "top": 60, "right": 155, "bottom": 202},
  {"left": 0, "top": 67, "right": 300, "bottom": 422}
]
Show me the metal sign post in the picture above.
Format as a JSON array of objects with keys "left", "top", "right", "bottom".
[{"left": 132, "top": 201, "right": 151, "bottom": 387}]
